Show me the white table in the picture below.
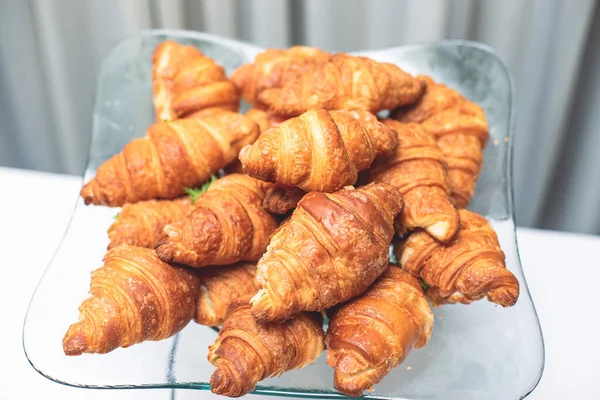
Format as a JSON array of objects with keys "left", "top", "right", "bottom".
[{"left": 1, "top": 167, "right": 598, "bottom": 400}]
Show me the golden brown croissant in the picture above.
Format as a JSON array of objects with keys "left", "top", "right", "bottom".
[
  {"left": 239, "top": 109, "right": 398, "bottom": 192},
  {"left": 155, "top": 174, "right": 279, "bottom": 267},
  {"left": 257, "top": 53, "right": 424, "bottom": 117},
  {"left": 367, "top": 120, "right": 459, "bottom": 242},
  {"left": 62, "top": 246, "right": 200, "bottom": 355},
  {"left": 80, "top": 112, "right": 259, "bottom": 207},
  {"left": 195, "top": 262, "right": 259, "bottom": 326},
  {"left": 250, "top": 183, "right": 404, "bottom": 322},
  {"left": 208, "top": 295, "right": 325, "bottom": 397},
  {"left": 326, "top": 265, "right": 434, "bottom": 397},
  {"left": 152, "top": 40, "right": 239, "bottom": 121},
  {"left": 231, "top": 46, "right": 330, "bottom": 105},
  {"left": 245, "top": 107, "right": 286, "bottom": 133},
  {"left": 107, "top": 197, "right": 192, "bottom": 249},
  {"left": 396, "top": 209, "right": 519, "bottom": 307},
  {"left": 392, "top": 76, "right": 489, "bottom": 208}
]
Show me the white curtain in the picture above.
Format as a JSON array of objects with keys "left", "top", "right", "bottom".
[{"left": 1, "top": 0, "right": 598, "bottom": 234}]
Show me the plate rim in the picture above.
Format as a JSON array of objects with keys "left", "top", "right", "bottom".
[{"left": 22, "top": 28, "right": 545, "bottom": 399}]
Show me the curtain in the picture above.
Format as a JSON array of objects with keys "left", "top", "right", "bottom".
[{"left": 0, "top": 0, "right": 598, "bottom": 234}]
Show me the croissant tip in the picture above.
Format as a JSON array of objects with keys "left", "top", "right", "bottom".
[
  {"left": 209, "top": 367, "right": 228, "bottom": 394},
  {"left": 329, "top": 352, "right": 375, "bottom": 397},
  {"left": 80, "top": 184, "right": 95, "bottom": 205},
  {"left": 333, "top": 382, "right": 366, "bottom": 398},
  {"left": 154, "top": 240, "right": 175, "bottom": 263},
  {"left": 230, "top": 63, "right": 250, "bottom": 87},
  {"left": 487, "top": 285, "right": 519, "bottom": 307},
  {"left": 425, "top": 219, "right": 457, "bottom": 243},
  {"left": 62, "top": 325, "right": 88, "bottom": 356},
  {"left": 333, "top": 371, "right": 369, "bottom": 397},
  {"left": 451, "top": 196, "right": 469, "bottom": 210},
  {"left": 249, "top": 290, "right": 277, "bottom": 322},
  {"left": 210, "top": 365, "right": 246, "bottom": 397},
  {"left": 238, "top": 145, "right": 251, "bottom": 163},
  {"left": 398, "top": 243, "right": 415, "bottom": 265}
]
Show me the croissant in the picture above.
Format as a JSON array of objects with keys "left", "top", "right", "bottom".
[
  {"left": 107, "top": 197, "right": 192, "bottom": 249},
  {"left": 396, "top": 209, "right": 519, "bottom": 307},
  {"left": 392, "top": 76, "right": 489, "bottom": 208},
  {"left": 257, "top": 53, "right": 424, "bottom": 117},
  {"left": 80, "top": 112, "right": 259, "bottom": 207},
  {"left": 152, "top": 40, "right": 239, "bottom": 121},
  {"left": 326, "top": 265, "right": 434, "bottom": 397},
  {"left": 155, "top": 174, "right": 279, "bottom": 267},
  {"left": 250, "top": 183, "right": 404, "bottom": 322},
  {"left": 195, "top": 262, "right": 259, "bottom": 326},
  {"left": 62, "top": 246, "right": 200, "bottom": 355},
  {"left": 231, "top": 46, "right": 330, "bottom": 105},
  {"left": 245, "top": 107, "right": 286, "bottom": 133},
  {"left": 239, "top": 109, "right": 398, "bottom": 192},
  {"left": 366, "top": 120, "right": 459, "bottom": 242},
  {"left": 208, "top": 295, "right": 325, "bottom": 397}
]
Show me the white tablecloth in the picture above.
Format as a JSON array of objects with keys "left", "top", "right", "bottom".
[{"left": 1, "top": 167, "right": 598, "bottom": 399}]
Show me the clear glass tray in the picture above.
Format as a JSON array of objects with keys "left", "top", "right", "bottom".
[{"left": 23, "top": 30, "right": 544, "bottom": 400}]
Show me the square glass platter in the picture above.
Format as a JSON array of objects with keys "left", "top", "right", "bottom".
[{"left": 23, "top": 30, "right": 544, "bottom": 400}]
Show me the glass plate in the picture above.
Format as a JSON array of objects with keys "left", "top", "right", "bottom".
[{"left": 23, "top": 30, "right": 544, "bottom": 400}]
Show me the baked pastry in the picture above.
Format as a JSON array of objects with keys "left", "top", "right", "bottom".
[
  {"left": 195, "top": 262, "right": 259, "bottom": 326},
  {"left": 62, "top": 246, "right": 200, "bottom": 355},
  {"left": 396, "top": 209, "right": 519, "bottom": 307},
  {"left": 231, "top": 46, "right": 330, "bottom": 105},
  {"left": 367, "top": 120, "right": 459, "bottom": 242},
  {"left": 107, "top": 197, "right": 192, "bottom": 249},
  {"left": 392, "top": 76, "right": 489, "bottom": 208},
  {"left": 208, "top": 295, "right": 325, "bottom": 397},
  {"left": 257, "top": 53, "right": 424, "bottom": 116},
  {"left": 155, "top": 174, "right": 279, "bottom": 267},
  {"left": 80, "top": 112, "right": 259, "bottom": 206},
  {"left": 152, "top": 40, "right": 239, "bottom": 121},
  {"left": 239, "top": 109, "right": 398, "bottom": 192},
  {"left": 250, "top": 183, "right": 403, "bottom": 322},
  {"left": 326, "top": 265, "right": 434, "bottom": 397},
  {"left": 63, "top": 41, "right": 517, "bottom": 390}
]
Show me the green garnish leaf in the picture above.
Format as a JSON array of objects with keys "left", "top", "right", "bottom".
[
  {"left": 213, "top": 356, "right": 221, "bottom": 362},
  {"left": 113, "top": 213, "right": 120, "bottom": 221},
  {"left": 420, "top": 280, "right": 429, "bottom": 292},
  {"left": 163, "top": 119, "right": 170, "bottom": 122},
  {"left": 184, "top": 175, "right": 218, "bottom": 203}
]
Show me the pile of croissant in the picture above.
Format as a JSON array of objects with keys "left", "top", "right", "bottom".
[{"left": 65, "top": 40, "right": 519, "bottom": 397}]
